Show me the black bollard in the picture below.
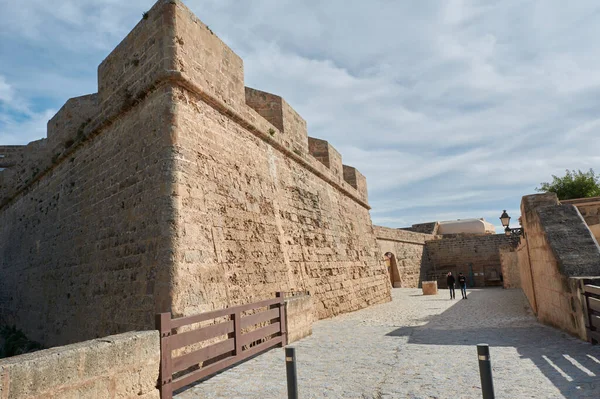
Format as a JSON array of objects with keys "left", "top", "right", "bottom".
[
  {"left": 477, "top": 344, "right": 495, "bottom": 399},
  {"left": 285, "top": 347, "right": 299, "bottom": 399}
]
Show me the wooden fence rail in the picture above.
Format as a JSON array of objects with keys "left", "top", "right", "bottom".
[
  {"left": 156, "top": 293, "right": 287, "bottom": 398},
  {"left": 583, "top": 284, "right": 600, "bottom": 345}
]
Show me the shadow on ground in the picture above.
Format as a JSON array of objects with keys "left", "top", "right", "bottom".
[{"left": 386, "top": 289, "right": 600, "bottom": 398}]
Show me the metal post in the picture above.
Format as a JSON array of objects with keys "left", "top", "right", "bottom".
[
  {"left": 285, "top": 347, "right": 299, "bottom": 399},
  {"left": 477, "top": 344, "right": 495, "bottom": 399}
]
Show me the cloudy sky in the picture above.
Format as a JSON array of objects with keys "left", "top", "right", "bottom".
[{"left": 1, "top": 0, "right": 599, "bottom": 231}]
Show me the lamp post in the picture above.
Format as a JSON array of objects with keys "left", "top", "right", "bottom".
[{"left": 499, "top": 210, "right": 524, "bottom": 239}]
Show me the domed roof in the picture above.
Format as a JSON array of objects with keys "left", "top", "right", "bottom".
[{"left": 437, "top": 218, "right": 495, "bottom": 235}]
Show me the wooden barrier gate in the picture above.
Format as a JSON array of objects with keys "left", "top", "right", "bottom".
[
  {"left": 583, "top": 284, "right": 600, "bottom": 345},
  {"left": 156, "top": 293, "right": 287, "bottom": 398}
]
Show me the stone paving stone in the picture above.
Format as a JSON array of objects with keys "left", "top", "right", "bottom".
[{"left": 175, "top": 288, "right": 600, "bottom": 399}]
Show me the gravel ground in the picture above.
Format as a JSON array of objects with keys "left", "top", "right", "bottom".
[{"left": 176, "top": 288, "right": 600, "bottom": 399}]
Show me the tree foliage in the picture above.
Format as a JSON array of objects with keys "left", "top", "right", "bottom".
[
  {"left": 0, "top": 325, "right": 44, "bottom": 358},
  {"left": 536, "top": 169, "right": 600, "bottom": 200}
]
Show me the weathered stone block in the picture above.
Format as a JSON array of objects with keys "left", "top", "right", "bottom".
[
  {"left": 342, "top": 165, "right": 368, "bottom": 202},
  {"left": 285, "top": 293, "right": 315, "bottom": 343},
  {"left": 47, "top": 94, "right": 99, "bottom": 157},
  {"left": 308, "top": 137, "right": 343, "bottom": 181},
  {"left": 0, "top": 331, "right": 159, "bottom": 399},
  {"left": 422, "top": 281, "right": 438, "bottom": 295},
  {"left": 245, "top": 87, "right": 308, "bottom": 154}
]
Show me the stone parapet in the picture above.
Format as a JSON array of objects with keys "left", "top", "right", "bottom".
[
  {"left": 518, "top": 192, "right": 600, "bottom": 340},
  {"left": 308, "top": 137, "right": 343, "bottom": 181},
  {"left": 0, "top": 331, "right": 159, "bottom": 399},
  {"left": 284, "top": 293, "right": 315, "bottom": 344}
]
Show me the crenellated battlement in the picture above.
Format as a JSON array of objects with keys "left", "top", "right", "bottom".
[{"left": 1, "top": 0, "right": 369, "bottom": 210}]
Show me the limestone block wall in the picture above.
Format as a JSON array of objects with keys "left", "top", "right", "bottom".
[
  {"left": 171, "top": 84, "right": 388, "bottom": 318},
  {"left": 0, "top": 331, "right": 159, "bottom": 399},
  {"left": 519, "top": 193, "right": 600, "bottom": 339},
  {"left": 0, "top": 0, "right": 390, "bottom": 346},
  {"left": 424, "top": 234, "right": 513, "bottom": 287},
  {"left": 561, "top": 196, "right": 600, "bottom": 241},
  {"left": 499, "top": 246, "right": 520, "bottom": 289},
  {"left": 308, "top": 137, "right": 343, "bottom": 180},
  {"left": 284, "top": 293, "right": 315, "bottom": 344},
  {"left": 517, "top": 239, "right": 537, "bottom": 313},
  {"left": 162, "top": 1, "right": 389, "bottom": 320},
  {"left": 0, "top": 87, "right": 176, "bottom": 347},
  {"left": 373, "top": 226, "right": 434, "bottom": 288}
]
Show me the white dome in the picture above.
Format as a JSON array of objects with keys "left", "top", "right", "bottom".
[{"left": 437, "top": 218, "right": 495, "bottom": 235}]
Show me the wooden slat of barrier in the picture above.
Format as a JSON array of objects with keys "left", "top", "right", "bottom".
[
  {"left": 240, "top": 308, "right": 280, "bottom": 329},
  {"left": 172, "top": 338, "right": 235, "bottom": 373},
  {"left": 156, "top": 313, "right": 173, "bottom": 399},
  {"left": 170, "top": 298, "right": 281, "bottom": 329},
  {"left": 170, "top": 321, "right": 234, "bottom": 351},
  {"left": 588, "top": 297, "right": 600, "bottom": 314},
  {"left": 171, "top": 335, "right": 284, "bottom": 391},
  {"left": 240, "top": 322, "right": 280, "bottom": 347},
  {"left": 277, "top": 292, "right": 287, "bottom": 346},
  {"left": 584, "top": 285, "right": 600, "bottom": 297}
]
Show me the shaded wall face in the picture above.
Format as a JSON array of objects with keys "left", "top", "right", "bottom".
[
  {"left": 377, "top": 239, "right": 428, "bottom": 288},
  {"left": 0, "top": 89, "right": 176, "bottom": 347},
  {"left": 517, "top": 193, "right": 600, "bottom": 340},
  {"left": 517, "top": 240, "right": 536, "bottom": 313},
  {"left": 425, "top": 235, "right": 512, "bottom": 287},
  {"left": 499, "top": 247, "right": 520, "bottom": 289},
  {"left": 170, "top": 89, "right": 390, "bottom": 319},
  {"left": 521, "top": 206, "right": 586, "bottom": 339}
]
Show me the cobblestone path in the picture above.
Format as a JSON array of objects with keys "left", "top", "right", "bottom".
[{"left": 176, "top": 288, "right": 600, "bottom": 399}]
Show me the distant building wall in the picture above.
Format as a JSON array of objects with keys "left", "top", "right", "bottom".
[
  {"left": 424, "top": 234, "right": 513, "bottom": 287},
  {"left": 374, "top": 226, "right": 434, "bottom": 288}
]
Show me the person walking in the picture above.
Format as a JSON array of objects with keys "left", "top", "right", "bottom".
[
  {"left": 446, "top": 272, "right": 456, "bottom": 300},
  {"left": 458, "top": 272, "right": 467, "bottom": 299}
]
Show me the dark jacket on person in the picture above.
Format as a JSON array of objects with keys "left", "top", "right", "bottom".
[
  {"left": 447, "top": 275, "right": 455, "bottom": 286},
  {"left": 458, "top": 275, "right": 467, "bottom": 287}
]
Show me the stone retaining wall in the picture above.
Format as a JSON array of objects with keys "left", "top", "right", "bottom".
[
  {"left": 373, "top": 226, "right": 434, "bottom": 288},
  {"left": 499, "top": 246, "right": 520, "bottom": 289},
  {"left": 0, "top": 331, "right": 159, "bottom": 399},
  {"left": 285, "top": 293, "right": 315, "bottom": 344},
  {"left": 424, "top": 234, "right": 513, "bottom": 287},
  {"left": 518, "top": 193, "right": 600, "bottom": 340}
]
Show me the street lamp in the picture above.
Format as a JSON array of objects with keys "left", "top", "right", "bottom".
[{"left": 499, "top": 210, "right": 524, "bottom": 239}]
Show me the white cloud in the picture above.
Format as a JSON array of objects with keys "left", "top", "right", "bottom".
[
  {"left": 2, "top": 0, "right": 600, "bottom": 230},
  {"left": 0, "top": 76, "right": 14, "bottom": 103}
]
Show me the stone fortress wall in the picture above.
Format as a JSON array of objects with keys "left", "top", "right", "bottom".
[
  {"left": 373, "top": 226, "right": 434, "bottom": 288},
  {"left": 424, "top": 234, "right": 514, "bottom": 288},
  {"left": 516, "top": 193, "right": 600, "bottom": 340},
  {"left": 0, "top": 0, "right": 390, "bottom": 347}
]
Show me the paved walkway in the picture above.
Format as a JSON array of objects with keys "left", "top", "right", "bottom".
[{"left": 176, "top": 288, "right": 600, "bottom": 399}]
